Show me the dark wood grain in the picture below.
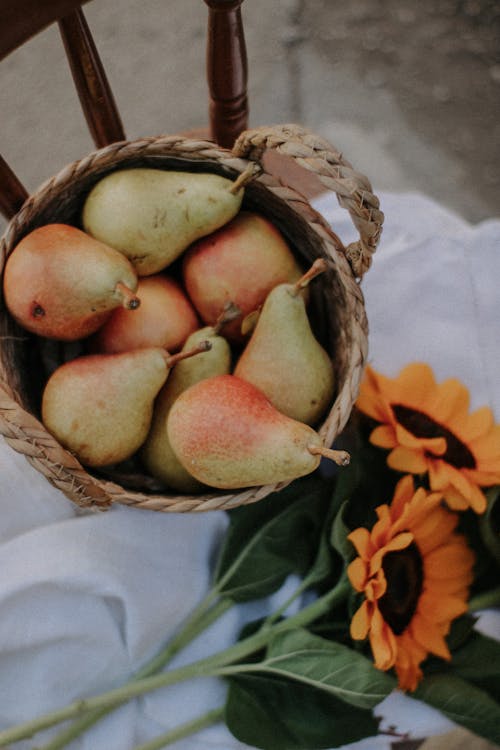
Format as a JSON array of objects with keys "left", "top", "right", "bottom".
[
  {"left": 0, "top": 0, "right": 92, "bottom": 61},
  {"left": 58, "top": 8, "right": 125, "bottom": 148},
  {"left": 204, "top": 0, "right": 248, "bottom": 148},
  {"left": 0, "top": 155, "right": 28, "bottom": 221}
]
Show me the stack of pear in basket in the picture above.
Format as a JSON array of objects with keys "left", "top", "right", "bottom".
[{"left": 0, "top": 125, "right": 383, "bottom": 513}]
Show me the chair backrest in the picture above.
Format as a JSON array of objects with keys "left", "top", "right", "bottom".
[{"left": 0, "top": 0, "right": 248, "bottom": 221}]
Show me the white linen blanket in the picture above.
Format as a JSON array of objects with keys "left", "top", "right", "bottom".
[{"left": 0, "top": 191, "right": 499, "bottom": 749}]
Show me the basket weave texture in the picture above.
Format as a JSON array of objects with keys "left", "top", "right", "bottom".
[{"left": 0, "top": 124, "right": 383, "bottom": 513}]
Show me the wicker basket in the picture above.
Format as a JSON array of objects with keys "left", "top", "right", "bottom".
[{"left": 0, "top": 124, "right": 383, "bottom": 513}]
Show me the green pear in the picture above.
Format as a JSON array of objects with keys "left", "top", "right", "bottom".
[
  {"left": 234, "top": 259, "right": 335, "bottom": 425},
  {"left": 41, "top": 342, "right": 211, "bottom": 468},
  {"left": 141, "top": 303, "right": 240, "bottom": 492},
  {"left": 82, "top": 168, "right": 247, "bottom": 276},
  {"left": 167, "top": 374, "right": 349, "bottom": 490}
]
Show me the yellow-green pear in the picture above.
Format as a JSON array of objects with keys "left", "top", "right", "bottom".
[
  {"left": 234, "top": 259, "right": 335, "bottom": 425},
  {"left": 41, "top": 342, "right": 211, "bottom": 468},
  {"left": 167, "top": 374, "right": 349, "bottom": 490},
  {"left": 141, "top": 303, "right": 240, "bottom": 492},
  {"left": 82, "top": 167, "right": 248, "bottom": 276}
]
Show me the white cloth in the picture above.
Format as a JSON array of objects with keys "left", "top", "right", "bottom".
[{"left": 0, "top": 191, "right": 499, "bottom": 749}]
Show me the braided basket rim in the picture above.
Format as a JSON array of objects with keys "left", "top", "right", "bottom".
[{"left": 0, "top": 129, "right": 375, "bottom": 513}]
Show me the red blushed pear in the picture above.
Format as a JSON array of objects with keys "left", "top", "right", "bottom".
[
  {"left": 3, "top": 224, "right": 140, "bottom": 341},
  {"left": 167, "top": 374, "right": 349, "bottom": 490},
  {"left": 90, "top": 274, "right": 199, "bottom": 354},
  {"left": 41, "top": 341, "right": 211, "bottom": 468},
  {"left": 182, "top": 211, "right": 305, "bottom": 343}
]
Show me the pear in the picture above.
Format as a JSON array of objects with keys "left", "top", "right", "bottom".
[
  {"left": 182, "top": 211, "right": 305, "bottom": 342},
  {"left": 41, "top": 342, "right": 211, "bottom": 468},
  {"left": 167, "top": 374, "right": 349, "bottom": 490},
  {"left": 90, "top": 274, "right": 199, "bottom": 354},
  {"left": 82, "top": 167, "right": 249, "bottom": 276},
  {"left": 234, "top": 259, "right": 335, "bottom": 426},
  {"left": 141, "top": 302, "right": 240, "bottom": 492},
  {"left": 3, "top": 224, "right": 140, "bottom": 341}
]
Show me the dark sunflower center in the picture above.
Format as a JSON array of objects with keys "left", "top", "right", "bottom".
[
  {"left": 392, "top": 404, "right": 476, "bottom": 469},
  {"left": 378, "top": 542, "right": 423, "bottom": 635}
]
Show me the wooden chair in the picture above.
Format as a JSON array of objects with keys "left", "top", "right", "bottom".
[{"left": 0, "top": 0, "right": 251, "bottom": 221}]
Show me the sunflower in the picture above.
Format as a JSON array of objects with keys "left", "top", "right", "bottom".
[
  {"left": 356, "top": 363, "right": 500, "bottom": 514},
  {"left": 347, "top": 475, "right": 475, "bottom": 691}
]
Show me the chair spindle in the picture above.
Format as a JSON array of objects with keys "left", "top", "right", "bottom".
[
  {"left": 204, "top": 0, "right": 248, "bottom": 148},
  {"left": 58, "top": 8, "right": 125, "bottom": 148},
  {"left": 0, "top": 155, "right": 29, "bottom": 221}
]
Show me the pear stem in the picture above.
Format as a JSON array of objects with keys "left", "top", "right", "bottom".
[
  {"left": 308, "top": 444, "right": 350, "bottom": 466},
  {"left": 212, "top": 301, "right": 242, "bottom": 336},
  {"left": 228, "top": 164, "right": 259, "bottom": 194},
  {"left": 290, "top": 258, "right": 328, "bottom": 297},
  {"left": 165, "top": 340, "right": 212, "bottom": 368},
  {"left": 115, "top": 281, "right": 141, "bottom": 310}
]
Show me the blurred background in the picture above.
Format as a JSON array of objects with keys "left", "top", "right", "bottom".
[{"left": 1, "top": 0, "right": 499, "bottom": 238}]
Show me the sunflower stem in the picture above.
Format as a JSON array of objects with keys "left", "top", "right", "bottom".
[
  {"left": 131, "top": 706, "right": 224, "bottom": 750},
  {"left": 0, "top": 575, "right": 350, "bottom": 747},
  {"left": 468, "top": 586, "right": 500, "bottom": 612},
  {"left": 35, "top": 594, "right": 231, "bottom": 750}
]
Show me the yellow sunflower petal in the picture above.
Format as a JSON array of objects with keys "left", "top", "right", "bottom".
[
  {"left": 411, "top": 613, "right": 451, "bottom": 661},
  {"left": 418, "top": 591, "right": 468, "bottom": 624},
  {"left": 433, "top": 378, "right": 470, "bottom": 424},
  {"left": 369, "top": 606, "right": 397, "bottom": 671},
  {"left": 424, "top": 540, "right": 475, "bottom": 580},
  {"left": 388, "top": 446, "right": 429, "bottom": 474},
  {"left": 393, "top": 489, "right": 443, "bottom": 533},
  {"left": 372, "top": 509, "right": 393, "bottom": 549},
  {"left": 394, "top": 423, "right": 445, "bottom": 454},
  {"left": 412, "top": 508, "right": 459, "bottom": 554},
  {"left": 369, "top": 532, "right": 414, "bottom": 576},
  {"left": 347, "top": 557, "right": 367, "bottom": 592},
  {"left": 347, "top": 527, "right": 372, "bottom": 559},
  {"left": 350, "top": 600, "right": 372, "bottom": 640},
  {"left": 441, "top": 489, "right": 471, "bottom": 512},
  {"left": 461, "top": 406, "right": 494, "bottom": 440},
  {"left": 390, "top": 475, "right": 417, "bottom": 518},
  {"left": 438, "top": 465, "right": 488, "bottom": 514},
  {"left": 393, "top": 363, "right": 437, "bottom": 408},
  {"left": 426, "top": 576, "right": 474, "bottom": 596},
  {"left": 394, "top": 634, "right": 426, "bottom": 692},
  {"left": 468, "top": 424, "right": 500, "bottom": 459},
  {"left": 370, "top": 424, "right": 398, "bottom": 449},
  {"left": 365, "top": 573, "right": 387, "bottom": 602},
  {"left": 428, "top": 459, "right": 453, "bottom": 490},
  {"left": 443, "top": 480, "right": 487, "bottom": 515},
  {"left": 356, "top": 367, "right": 394, "bottom": 423}
]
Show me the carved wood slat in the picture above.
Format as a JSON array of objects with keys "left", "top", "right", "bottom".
[
  {"left": 0, "top": 0, "right": 92, "bottom": 62},
  {"left": 0, "top": 155, "right": 29, "bottom": 221},
  {"left": 204, "top": 0, "right": 248, "bottom": 148},
  {"left": 58, "top": 8, "right": 125, "bottom": 148}
]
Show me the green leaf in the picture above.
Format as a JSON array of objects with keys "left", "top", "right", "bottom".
[
  {"left": 225, "top": 673, "right": 380, "bottom": 750},
  {"left": 253, "top": 628, "right": 395, "bottom": 710},
  {"left": 214, "top": 477, "right": 333, "bottom": 602},
  {"left": 330, "top": 501, "right": 355, "bottom": 563},
  {"left": 325, "top": 433, "right": 401, "bottom": 541},
  {"left": 447, "top": 630, "right": 500, "bottom": 703},
  {"left": 414, "top": 674, "right": 500, "bottom": 746},
  {"left": 479, "top": 486, "right": 500, "bottom": 565}
]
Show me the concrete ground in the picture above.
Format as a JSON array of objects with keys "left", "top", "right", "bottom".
[
  {"left": 0, "top": 2, "right": 499, "bottom": 748},
  {"left": 1, "top": 0, "right": 499, "bottom": 233}
]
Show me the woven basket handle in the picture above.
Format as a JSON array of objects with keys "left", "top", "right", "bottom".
[{"left": 232, "top": 124, "right": 383, "bottom": 278}]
